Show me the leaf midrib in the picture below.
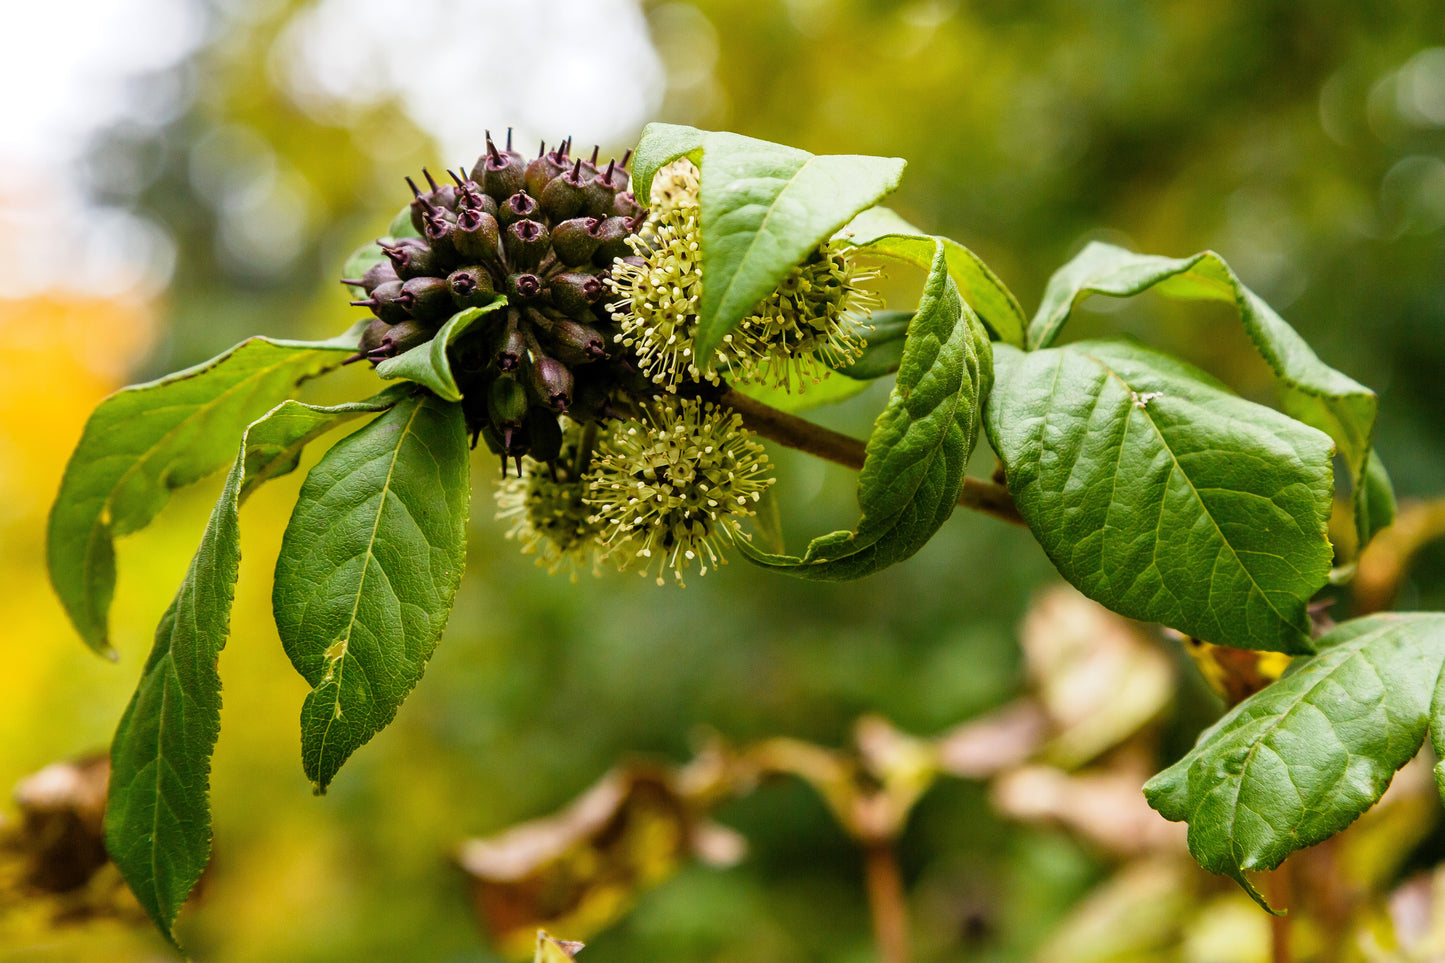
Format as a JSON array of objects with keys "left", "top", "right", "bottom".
[
  {"left": 312, "top": 399, "right": 425, "bottom": 779},
  {"left": 80, "top": 346, "right": 330, "bottom": 632},
  {"left": 848, "top": 249, "right": 969, "bottom": 551},
  {"left": 1081, "top": 348, "right": 1302, "bottom": 639},
  {"left": 709, "top": 159, "right": 812, "bottom": 325},
  {"left": 1193, "top": 624, "right": 1403, "bottom": 872}
]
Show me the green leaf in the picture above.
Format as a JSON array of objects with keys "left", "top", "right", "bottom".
[
  {"left": 273, "top": 392, "right": 471, "bottom": 791},
  {"left": 738, "top": 241, "right": 991, "bottom": 579},
  {"left": 631, "top": 123, "right": 706, "bottom": 206},
  {"left": 985, "top": 339, "right": 1334, "bottom": 653},
  {"left": 106, "top": 389, "right": 403, "bottom": 943},
  {"left": 47, "top": 330, "right": 362, "bottom": 656},
  {"left": 631, "top": 123, "right": 906, "bottom": 364},
  {"left": 1026, "top": 242, "right": 1378, "bottom": 545},
  {"left": 387, "top": 203, "right": 421, "bottom": 240},
  {"left": 831, "top": 310, "right": 912, "bottom": 381},
  {"left": 1145, "top": 613, "right": 1445, "bottom": 909},
  {"left": 374, "top": 301, "right": 506, "bottom": 402},
  {"left": 1356, "top": 450, "right": 1397, "bottom": 550},
  {"left": 1432, "top": 654, "right": 1445, "bottom": 806},
  {"left": 837, "top": 206, "right": 1026, "bottom": 348}
]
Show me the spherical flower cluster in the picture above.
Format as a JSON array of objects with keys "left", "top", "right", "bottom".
[
  {"left": 494, "top": 398, "right": 774, "bottom": 586},
  {"left": 604, "top": 159, "right": 882, "bottom": 393},
  {"left": 587, "top": 397, "right": 775, "bottom": 586},
  {"left": 743, "top": 242, "right": 882, "bottom": 391},
  {"left": 607, "top": 206, "right": 765, "bottom": 387},
  {"left": 493, "top": 430, "right": 609, "bottom": 580}
]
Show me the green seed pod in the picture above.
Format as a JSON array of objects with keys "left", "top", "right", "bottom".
[
  {"left": 581, "top": 162, "right": 622, "bottom": 219},
  {"left": 422, "top": 209, "right": 460, "bottom": 265},
  {"left": 351, "top": 279, "right": 410, "bottom": 323},
  {"left": 524, "top": 143, "right": 569, "bottom": 197},
  {"left": 526, "top": 408, "right": 564, "bottom": 463},
  {"left": 498, "top": 191, "right": 540, "bottom": 227},
  {"left": 504, "top": 219, "right": 550, "bottom": 270},
  {"left": 470, "top": 131, "right": 525, "bottom": 198},
  {"left": 507, "top": 272, "right": 545, "bottom": 302},
  {"left": 549, "top": 271, "right": 605, "bottom": 319},
  {"left": 450, "top": 172, "right": 492, "bottom": 213},
  {"left": 612, "top": 190, "right": 643, "bottom": 220},
  {"left": 551, "top": 217, "right": 602, "bottom": 266},
  {"left": 452, "top": 208, "right": 501, "bottom": 263},
  {"left": 397, "top": 276, "right": 454, "bottom": 323},
  {"left": 539, "top": 160, "right": 589, "bottom": 222},
  {"left": 447, "top": 265, "right": 497, "bottom": 308},
  {"left": 487, "top": 375, "right": 530, "bottom": 429},
  {"left": 590, "top": 216, "right": 634, "bottom": 266},
  {"left": 478, "top": 422, "right": 507, "bottom": 455}
]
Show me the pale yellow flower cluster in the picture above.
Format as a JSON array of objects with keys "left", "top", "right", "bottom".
[
  {"left": 605, "top": 160, "right": 881, "bottom": 393},
  {"left": 495, "top": 398, "right": 774, "bottom": 585}
]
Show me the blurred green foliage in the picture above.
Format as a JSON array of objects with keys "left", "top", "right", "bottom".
[{"left": 6, "top": 0, "right": 1445, "bottom": 960}]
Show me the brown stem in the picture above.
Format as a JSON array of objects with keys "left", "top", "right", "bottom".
[
  {"left": 864, "top": 840, "right": 911, "bottom": 963},
  {"left": 719, "top": 388, "right": 1026, "bottom": 527},
  {"left": 1268, "top": 861, "right": 1293, "bottom": 963}
]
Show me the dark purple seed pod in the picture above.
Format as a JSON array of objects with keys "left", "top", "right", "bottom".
[
  {"left": 470, "top": 130, "right": 525, "bottom": 199},
  {"left": 581, "top": 162, "right": 622, "bottom": 218},
  {"left": 450, "top": 171, "right": 493, "bottom": 213},
  {"left": 498, "top": 191, "right": 540, "bottom": 227},
  {"left": 406, "top": 171, "right": 458, "bottom": 232},
  {"left": 527, "top": 355, "right": 573, "bottom": 413},
  {"left": 372, "top": 319, "right": 433, "bottom": 360},
  {"left": 397, "top": 276, "right": 454, "bottom": 323},
  {"left": 526, "top": 407, "right": 564, "bottom": 463},
  {"left": 504, "top": 219, "right": 550, "bottom": 269},
  {"left": 611, "top": 191, "right": 643, "bottom": 220},
  {"left": 380, "top": 237, "right": 441, "bottom": 280},
  {"left": 477, "top": 423, "right": 510, "bottom": 463},
  {"left": 572, "top": 373, "right": 617, "bottom": 421},
  {"left": 590, "top": 217, "right": 634, "bottom": 266},
  {"left": 487, "top": 375, "right": 529, "bottom": 430},
  {"left": 551, "top": 217, "right": 602, "bottom": 266},
  {"left": 546, "top": 317, "right": 609, "bottom": 365},
  {"left": 447, "top": 265, "right": 497, "bottom": 308},
  {"left": 350, "top": 316, "right": 393, "bottom": 363},
  {"left": 452, "top": 208, "right": 501, "bottom": 263},
  {"left": 549, "top": 271, "right": 605, "bottom": 318},
  {"left": 351, "top": 279, "right": 410, "bottom": 323},
  {"left": 524, "top": 146, "right": 568, "bottom": 198},
  {"left": 495, "top": 311, "right": 526, "bottom": 371},
  {"left": 340, "top": 258, "right": 401, "bottom": 294},
  {"left": 539, "top": 160, "right": 590, "bottom": 222},
  {"left": 579, "top": 145, "right": 602, "bottom": 178},
  {"left": 422, "top": 209, "right": 460, "bottom": 264},
  {"left": 507, "top": 272, "right": 545, "bottom": 301}
]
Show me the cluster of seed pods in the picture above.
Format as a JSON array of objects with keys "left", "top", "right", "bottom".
[{"left": 342, "top": 129, "right": 653, "bottom": 472}]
